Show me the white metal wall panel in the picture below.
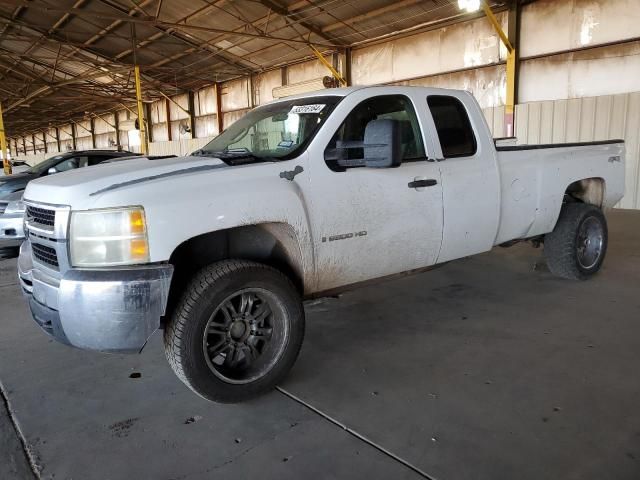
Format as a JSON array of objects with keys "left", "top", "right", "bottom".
[
  {"left": 152, "top": 124, "right": 169, "bottom": 143},
  {"left": 254, "top": 69, "right": 281, "bottom": 106},
  {"left": 352, "top": 12, "right": 507, "bottom": 86},
  {"left": 75, "top": 135, "right": 92, "bottom": 150},
  {"left": 58, "top": 126, "right": 72, "bottom": 141},
  {"left": 78, "top": 119, "right": 92, "bottom": 135},
  {"left": 223, "top": 109, "right": 249, "bottom": 129},
  {"left": 394, "top": 64, "right": 506, "bottom": 109},
  {"left": 168, "top": 93, "right": 190, "bottom": 120},
  {"left": 221, "top": 78, "right": 250, "bottom": 112},
  {"left": 520, "top": 0, "right": 640, "bottom": 59},
  {"left": 481, "top": 105, "right": 505, "bottom": 137},
  {"left": 150, "top": 100, "right": 167, "bottom": 123},
  {"left": 93, "top": 116, "right": 114, "bottom": 134},
  {"left": 519, "top": 42, "right": 640, "bottom": 103},
  {"left": 148, "top": 136, "right": 214, "bottom": 157},
  {"left": 170, "top": 120, "right": 193, "bottom": 141},
  {"left": 195, "top": 86, "right": 217, "bottom": 116},
  {"left": 117, "top": 110, "right": 129, "bottom": 122},
  {"left": 47, "top": 127, "right": 57, "bottom": 142},
  {"left": 94, "top": 133, "right": 115, "bottom": 149},
  {"left": 287, "top": 56, "right": 334, "bottom": 85},
  {"left": 118, "top": 130, "right": 129, "bottom": 151},
  {"left": 195, "top": 114, "right": 218, "bottom": 138}
]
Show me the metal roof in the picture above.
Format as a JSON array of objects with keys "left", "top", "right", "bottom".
[{"left": 0, "top": 0, "right": 507, "bottom": 138}]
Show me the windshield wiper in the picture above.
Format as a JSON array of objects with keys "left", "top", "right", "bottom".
[{"left": 196, "top": 149, "right": 279, "bottom": 165}]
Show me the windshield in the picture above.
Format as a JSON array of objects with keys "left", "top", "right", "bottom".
[
  {"left": 26, "top": 155, "right": 66, "bottom": 174},
  {"left": 195, "top": 96, "right": 342, "bottom": 162}
]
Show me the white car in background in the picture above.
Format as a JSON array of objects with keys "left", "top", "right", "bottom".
[
  {"left": 1, "top": 160, "right": 30, "bottom": 175},
  {"left": 0, "top": 190, "right": 25, "bottom": 254}
]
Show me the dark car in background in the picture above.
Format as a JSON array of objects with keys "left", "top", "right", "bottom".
[
  {"left": 0, "top": 150, "right": 139, "bottom": 257},
  {"left": 0, "top": 150, "right": 137, "bottom": 196}
]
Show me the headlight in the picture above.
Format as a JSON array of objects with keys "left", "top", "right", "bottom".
[
  {"left": 4, "top": 199, "right": 25, "bottom": 214},
  {"left": 70, "top": 207, "right": 150, "bottom": 267}
]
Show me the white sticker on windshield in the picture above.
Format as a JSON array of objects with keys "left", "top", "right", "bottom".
[{"left": 290, "top": 104, "right": 325, "bottom": 115}]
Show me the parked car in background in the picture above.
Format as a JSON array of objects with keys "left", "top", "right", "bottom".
[
  {"left": 1, "top": 160, "right": 30, "bottom": 175},
  {"left": 0, "top": 150, "right": 137, "bottom": 196},
  {"left": 0, "top": 150, "right": 138, "bottom": 257},
  {"left": 0, "top": 190, "right": 25, "bottom": 252}
]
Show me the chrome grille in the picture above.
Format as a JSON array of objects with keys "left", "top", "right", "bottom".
[
  {"left": 26, "top": 205, "right": 55, "bottom": 228},
  {"left": 31, "top": 243, "right": 59, "bottom": 268}
]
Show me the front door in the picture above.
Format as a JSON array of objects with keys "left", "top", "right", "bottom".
[{"left": 303, "top": 91, "right": 444, "bottom": 293}]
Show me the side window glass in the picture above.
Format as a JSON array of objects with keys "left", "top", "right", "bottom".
[
  {"left": 427, "top": 95, "right": 476, "bottom": 158},
  {"left": 88, "top": 156, "right": 109, "bottom": 166},
  {"left": 54, "top": 157, "right": 80, "bottom": 172},
  {"left": 324, "top": 95, "right": 425, "bottom": 172}
]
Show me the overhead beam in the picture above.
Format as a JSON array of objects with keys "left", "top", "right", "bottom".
[
  {"left": 4, "top": 3, "right": 339, "bottom": 48},
  {"left": 322, "top": 0, "right": 423, "bottom": 34},
  {"left": 97, "top": 0, "right": 255, "bottom": 73},
  {"left": 256, "top": 0, "right": 338, "bottom": 44}
]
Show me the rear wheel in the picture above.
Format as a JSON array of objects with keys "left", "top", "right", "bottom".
[
  {"left": 164, "top": 260, "right": 305, "bottom": 403},
  {"left": 544, "top": 203, "right": 608, "bottom": 280}
]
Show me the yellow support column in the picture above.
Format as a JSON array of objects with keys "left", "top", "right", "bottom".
[
  {"left": 309, "top": 45, "right": 347, "bottom": 86},
  {"left": 505, "top": 49, "right": 516, "bottom": 137},
  {"left": 0, "top": 103, "right": 11, "bottom": 175},
  {"left": 134, "top": 65, "right": 148, "bottom": 155},
  {"left": 481, "top": 1, "right": 517, "bottom": 137}
]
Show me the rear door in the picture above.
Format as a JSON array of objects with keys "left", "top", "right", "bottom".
[
  {"left": 303, "top": 89, "right": 444, "bottom": 292},
  {"left": 422, "top": 92, "right": 501, "bottom": 262}
]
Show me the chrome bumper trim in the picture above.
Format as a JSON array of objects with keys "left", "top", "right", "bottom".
[
  {"left": 19, "top": 240, "right": 174, "bottom": 353},
  {"left": 0, "top": 213, "right": 24, "bottom": 248}
]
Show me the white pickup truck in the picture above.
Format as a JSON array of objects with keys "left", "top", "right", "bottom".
[{"left": 18, "top": 86, "right": 625, "bottom": 403}]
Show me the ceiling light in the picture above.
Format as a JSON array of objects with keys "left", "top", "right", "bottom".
[{"left": 458, "top": 0, "right": 481, "bottom": 13}]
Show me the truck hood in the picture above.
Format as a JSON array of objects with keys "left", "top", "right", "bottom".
[{"left": 24, "top": 155, "right": 230, "bottom": 207}]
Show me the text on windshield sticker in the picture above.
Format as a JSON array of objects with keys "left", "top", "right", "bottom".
[{"left": 290, "top": 104, "right": 325, "bottom": 114}]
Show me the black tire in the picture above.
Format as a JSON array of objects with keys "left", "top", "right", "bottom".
[
  {"left": 164, "top": 260, "right": 305, "bottom": 403},
  {"left": 544, "top": 203, "right": 608, "bottom": 280}
]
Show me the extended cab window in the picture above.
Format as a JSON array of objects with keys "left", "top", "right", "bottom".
[
  {"left": 427, "top": 95, "right": 476, "bottom": 158},
  {"left": 324, "top": 95, "right": 425, "bottom": 171}
]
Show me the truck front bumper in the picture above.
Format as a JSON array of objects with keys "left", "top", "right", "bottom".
[
  {"left": 0, "top": 213, "right": 24, "bottom": 248},
  {"left": 18, "top": 241, "right": 173, "bottom": 353}
]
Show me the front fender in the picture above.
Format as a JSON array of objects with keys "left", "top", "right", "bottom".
[{"left": 89, "top": 158, "right": 316, "bottom": 290}]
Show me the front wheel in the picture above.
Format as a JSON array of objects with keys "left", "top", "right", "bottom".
[
  {"left": 544, "top": 203, "right": 608, "bottom": 280},
  {"left": 164, "top": 260, "right": 305, "bottom": 403}
]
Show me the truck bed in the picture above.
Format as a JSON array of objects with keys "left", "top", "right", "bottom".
[
  {"left": 495, "top": 138, "right": 625, "bottom": 151},
  {"left": 493, "top": 139, "right": 625, "bottom": 246}
]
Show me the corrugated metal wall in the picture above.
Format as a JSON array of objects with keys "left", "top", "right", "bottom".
[
  {"left": 483, "top": 92, "right": 640, "bottom": 209},
  {"left": 148, "top": 136, "right": 214, "bottom": 157}
]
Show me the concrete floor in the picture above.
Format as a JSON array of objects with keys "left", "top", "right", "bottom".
[{"left": 1, "top": 209, "right": 639, "bottom": 480}]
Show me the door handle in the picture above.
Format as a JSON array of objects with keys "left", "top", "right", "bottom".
[{"left": 408, "top": 178, "right": 438, "bottom": 188}]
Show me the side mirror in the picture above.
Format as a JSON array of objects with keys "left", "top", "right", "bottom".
[
  {"left": 47, "top": 167, "right": 57, "bottom": 175},
  {"left": 363, "top": 119, "right": 402, "bottom": 168}
]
